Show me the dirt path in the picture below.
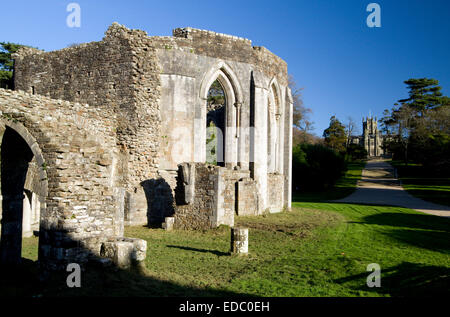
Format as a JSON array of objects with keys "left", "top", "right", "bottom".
[{"left": 334, "top": 159, "right": 450, "bottom": 217}]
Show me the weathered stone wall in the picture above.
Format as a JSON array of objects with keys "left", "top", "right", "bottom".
[
  {"left": 0, "top": 88, "right": 125, "bottom": 269},
  {"left": 218, "top": 168, "right": 251, "bottom": 225},
  {"left": 151, "top": 26, "right": 291, "bottom": 216},
  {"left": 11, "top": 23, "right": 293, "bottom": 232},
  {"left": 236, "top": 177, "right": 259, "bottom": 216},
  {"left": 13, "top": 23, "right": 163, "bottom": 226},
  {"left": 174, "top": 163, "right": 217, "bottom": 230},
  {"left": 1, "top": 22, "right": 293, "bottom": 271},
  {"left": 173, "top": 163, "right": 258, "bottom": 229},
  {"left": 267, "top": 173, "right": 284, "bottom": 212},
  {"left": 168, "top": 27, "right": 288, "bottom": 86}
]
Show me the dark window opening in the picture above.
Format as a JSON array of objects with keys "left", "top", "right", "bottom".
[{"left": 206, "top": 80, "right": 226, "bottom": 166}]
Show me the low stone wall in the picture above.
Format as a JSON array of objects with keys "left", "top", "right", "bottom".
[
  {"left": 173, "top": 163, "right": 258, "bottom": 229},
  {"left": 236, "top": 177, "right": 259, "bottom": 216},
  {"left": 218, "top": 168, "right": 251, "bottom": 224},
  {"left": 174, "top": 163, "right": 217, "bottom": 230},
  {"left": 267, "top": 173, "right": 284, "bottom": 213}
]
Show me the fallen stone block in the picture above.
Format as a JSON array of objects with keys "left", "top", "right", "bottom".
[{"left": 100, "top": 237, "right": 147, "bottom": 269}]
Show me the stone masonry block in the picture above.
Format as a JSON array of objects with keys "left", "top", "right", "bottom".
[
  {"left": 100, "top": 237, "right": 147, "bottom": 269},
  {"left": 230, "top": 227, "right": 248, "bottom": 255},
  {"left": 162, "top": 216, "right": 175, "bottom": 231}
]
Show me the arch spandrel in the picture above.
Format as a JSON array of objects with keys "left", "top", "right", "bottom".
[{"left": 199, "top": 61, "right": 243, "bottom": 105}]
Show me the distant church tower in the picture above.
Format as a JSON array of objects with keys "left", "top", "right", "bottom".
[{"left": 362, "top": 116, "right": 383, "bottom": 157}]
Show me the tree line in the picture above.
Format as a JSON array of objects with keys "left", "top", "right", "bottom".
[
  {"left": 290, "top": 76, "right": 450, "bottom": 193},
  {"left": 379, "top": 78, "right": 450, "bottom": 173},
  {"left": 289, "top": 77, "right": 366, "bottom": 192}
]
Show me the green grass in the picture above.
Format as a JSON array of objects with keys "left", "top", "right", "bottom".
[
  {"left": 21, "top": 235, "right": 39, "bottom": 261},
  {"left": 10, "top": 201, "right": 448, "bottom": 297},
  {"left": 292, "top": 160, "right": 366, "bottom": 202},
  {"left": 390, "top": 160, "right": 450, "bottom": 207},
  {"left": 3, "top": 159, "right": 448, "bottom": 297}
]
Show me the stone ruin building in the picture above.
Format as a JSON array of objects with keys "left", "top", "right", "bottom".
[
  {"left": 0, "top": 23, "right": 293, "bottom": 271},
  {"left": 350, "top": 116, "right": 386, "bottom": 157}
]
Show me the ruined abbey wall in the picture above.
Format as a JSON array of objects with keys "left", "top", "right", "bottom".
[
  {"left": 0, "top": 88, "right": 133, "bottom": 269},
  {"left": 10, "top": 23, "right": 293, "bottom": 233},
  {"left": 13, "top": 25, "right": 163, "bottom": 226},
  {"left": 149, "top": 27, "right": 292, "bottom": 222}
]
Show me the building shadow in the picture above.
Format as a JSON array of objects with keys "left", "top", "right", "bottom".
[
  {"left": 167, "top": 245, "right": 230, "bottom": 257},
  {"left": 330, "top": 186, "right": 450, "bottom": 212},
  {"left": 141, "top": 179, "right": 175, "bottom": 228},
  {"left": 359, "top": 212, "right": 450, "bottom": 253},
  {"left": 362, "top": 212, "right": 450, "bottom": 231},
  {"left": 0, "top": 232, "right": 249, "bottom": 297},
  {"left": 333, "top": 262, "right": 450, "bottom": 297}
]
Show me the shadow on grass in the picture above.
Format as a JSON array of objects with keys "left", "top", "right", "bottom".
[
  {"left": 0, "top": 257, "right": 249, "bottom": 297},
  {"left": 362, "top": 212, "right": 450, "bottom": 232},
  {"left": 360, "top": 212, "right": 450, "bottom": 254},
  {"left": 292, "top": 186, "right": 358, "bottom": 203},
  {"left": 334, "top": 262, "right": 450, "bottom": 297},
  {"left": 167, "top": 245, "right": 230, "bottom": 257},
  {"left": 403, "top": 187, "right": 450, "bottom": 207},
  {"left": 391, "top": 161, "right": 450, "bottom": 207},
  {"left": 328, "top": 186, "right": 450, "bottom": 212}
]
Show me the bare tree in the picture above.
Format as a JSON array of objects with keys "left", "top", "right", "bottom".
[
  {"left": 288, "top": 74, "right": 314, "bottom": 145},
  {"left": 345, "top": 116, "right": 359, "bottom": 148},
  {"left": 393, "top": 104, "right": 414, "bottom": 165}
]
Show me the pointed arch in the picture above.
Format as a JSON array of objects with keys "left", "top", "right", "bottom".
[
  {"left": 267, "top": 77, "right": 283, "bottom": 173},
  {"left": 199, "top": 61, "right": 243, "bottom": 105},
  {"left": 0, "top": 120, "right": 48, "bottom": 197},
  {"left": 268, "top": 76, "right": 282, "bottom": 115},
  {"left": 197, "top": 62, "right": 243, "bottom": 167},
  {"left": 0, "top": 119, "right": 48, "bottom": 266}
]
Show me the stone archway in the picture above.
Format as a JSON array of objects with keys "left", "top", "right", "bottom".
[
  {"left": 206, "top": 79, "right": 227, "bottom": 166},
  {"left": 198, "top": 62, "right": 244, "bottom": 167},
  {"left": 0, "top": 123, "right": 47, "bottom": 267},
  {"left": 0, "top": 89, "right": 148, "bottom": 271}
]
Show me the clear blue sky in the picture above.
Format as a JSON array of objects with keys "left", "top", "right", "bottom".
[{"left": 1, "top": 0, "right": 449, "bottom": 136}]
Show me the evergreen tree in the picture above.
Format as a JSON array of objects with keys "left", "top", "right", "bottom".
[
  {"left": 0, "top": 42, "right": 29, "bottom": 89},
  {"left": 398, "top": 78, "right": 447, "bottom": 116},
  {"left": 323, "top": 116, "right": 347, "bottom": 153},
  {"left": 382, "top": 78, "right": 450, "bottom": 171}
]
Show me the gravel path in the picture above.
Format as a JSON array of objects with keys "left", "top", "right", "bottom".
[{"left": 333, "top": 159, "right": 450, "bottom": 217}]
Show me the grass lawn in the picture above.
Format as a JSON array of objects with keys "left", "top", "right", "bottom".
[
  {"left": 2, "top": 159, "right": 449, "bottom": 297},
  {"left": 390, "top": 160, "right": 450, "bottom": 207},
  {"left": 9, "top": 204, "right": 448, "bottom": 297}
]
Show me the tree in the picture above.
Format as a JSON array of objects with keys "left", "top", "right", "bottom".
[
  {"left": 346, "top": 143, "right": 367, "bottom": 161},
  {"left": 0, "top": 42, "right": 29, "bottom": 89},
  {"left": 379, "top": 108, "right": 396, "bottom": 136},
  {"left": 293, "top": 125, "right": 322, "bottom": 146},
  {"left": 398, "top": 78, "right": 447, "bottom": 117},
  {"left": 392, "top": 103, "right": 415, "bottom": 165},
  {"left": 292, "top": 143, "right": 347, "bottom": 191},
  {"left": 323, "top": 116, "right": 347, "bottom": 153},
  {"left": 345, "top": 116, "right": 358, "bottom": 148},
  {"left": 207, "top": 80, "right": 225, "bottom": 106},
  {"left": 289, "top": 75, "right": 310, "bottom": 128},
  {"left": 381, "top": 78, "right": 450, "bottom": 171},
  {"left": 289, "top": 75, "right": 315, "bottom": 145}
]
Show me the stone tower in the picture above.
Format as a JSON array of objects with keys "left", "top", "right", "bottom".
[{"left": 362, "top": 116, "right": 383, "bottom": 157}]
